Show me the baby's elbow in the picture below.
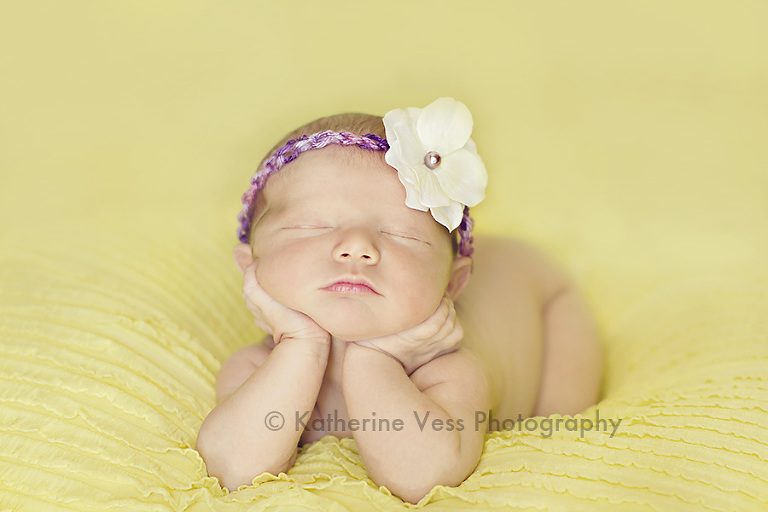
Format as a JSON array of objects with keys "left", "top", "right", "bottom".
[
  {"left": 196, "top": 419, "right": 292, "bottom": 491},
  {"left": 377, "top": 465, "right": 468, "bottom": 505},
  {"left": 198, "top": 443, "right": 290, "bottom": 491},
  {"left": 387, "top": 475, "right": 465, "bottom": 505},
  {"left": 396, "top": 487, "right": 431, "bottom": 505},
  {"left": 382, "top": 477, "right": 432, "bottom": 505},
  {"left": 204, "top": 462, "right": 256, "bottom": 492},
  {"left": 195, "top": 424, "right": 246, "bottom": 490}
]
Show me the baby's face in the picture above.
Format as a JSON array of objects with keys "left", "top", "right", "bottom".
[{"left": 248, "top": 146, "right": 456, "bottom": 341}]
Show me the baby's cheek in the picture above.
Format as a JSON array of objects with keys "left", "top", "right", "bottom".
[
  {"left": 411, "top": 265, "right": 452, "bottom": 321},
  {"left": 397, "top": 281, "right": 445, "bottom": 329},
  {"left": 255, "top": 252, "right": 304, "bottom": 308}
]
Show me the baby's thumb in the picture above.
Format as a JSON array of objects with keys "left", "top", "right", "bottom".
[
  {"left": 242, "top": 260, "right": 266, "bottom": 298},
  {"left": 242, "top": 262, "right": 276, "bottom": 311}
]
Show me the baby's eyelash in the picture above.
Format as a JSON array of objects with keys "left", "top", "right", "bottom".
[{"left": 382, "top": 230, "right": 425, "bottom": 242}]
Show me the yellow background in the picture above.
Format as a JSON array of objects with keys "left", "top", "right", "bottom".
[{"left": 1, "top": 0, "right": 767, "bottom": 324}]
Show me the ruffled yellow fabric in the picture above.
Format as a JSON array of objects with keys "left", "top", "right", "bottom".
[{"left": 1, "top": 220, "right": 767, "bottom": 511}]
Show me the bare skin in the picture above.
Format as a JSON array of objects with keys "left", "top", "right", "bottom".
[
  {"left": 201, "top": 234, "right": 602, "bottom": 500},
  {"left": 196, "top": 148, "right": 603, "bottom": 502}
]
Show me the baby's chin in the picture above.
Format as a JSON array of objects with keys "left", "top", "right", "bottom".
[
  {"left": 315, "top": 318, "right": 391, "bottom": 342},
  {"left": 308, "top": 304, "right": 403, "bottom": 342}
]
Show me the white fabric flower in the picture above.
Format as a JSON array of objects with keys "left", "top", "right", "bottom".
[{"left": 383, "top": 97, "right": 488, "bottom": 231}]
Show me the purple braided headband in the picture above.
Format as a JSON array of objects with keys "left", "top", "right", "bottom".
[{"left": 237, "top": 130, "right": 475, "bottom": 257}]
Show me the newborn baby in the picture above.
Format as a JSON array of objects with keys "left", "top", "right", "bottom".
[{"left": 196, "top": 98, "right": 602, "bottom": 503}]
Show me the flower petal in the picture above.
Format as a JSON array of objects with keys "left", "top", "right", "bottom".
[
  {"left": 383, "top": 98, "right": 487, "bottom": 223},
  {"left": 396, "top": 172, "right": 427, "bottom": 211},
  {"left": 385, "top": 143, "right": 417, "bottom": 186},
  {"left": 429, "top": 202, "right": 464, "bottom": 232},
  {"left": 416, "top": 98, "right": 473, "bottom": 155},
  {"left": 463, "top": 137, "right": 478, "bottom": 155},
  {"left": 434, "top": 146, "right": 488, "bottom": 207},
  {"left": 418, "top": 171, "right": 452, "bottom": 208},
  {"left": 383, "top": 107, "right": 426, "bottom": 166}
]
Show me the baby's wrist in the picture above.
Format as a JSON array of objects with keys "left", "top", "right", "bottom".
[
  {"left": 277, "top": 333, "right": 331, "bottom": 354},
  {"left": 272, "top": 325, "right": 329, "bottom": 342},
  {"left": 348, "top": 342, "right": 407, "bottom": 370}
]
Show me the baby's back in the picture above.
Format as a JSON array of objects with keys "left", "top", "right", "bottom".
[{"left": 456, "top": 234, "right": 602, "bottom": 424}]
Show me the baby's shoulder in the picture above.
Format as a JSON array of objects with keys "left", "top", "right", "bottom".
[
  {"left": 471, "top": 234, "right": 572, "bottom": 302},
  {"left": 215, "top": 338, "right": 273, "bottom": 403}
]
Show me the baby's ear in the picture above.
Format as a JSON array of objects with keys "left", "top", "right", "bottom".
[
  {"left": 445, "top": 256, "right": 472, "bottom": 301},
  {"left": 232, "top": 243, "right": 254, "bottom": 274}
]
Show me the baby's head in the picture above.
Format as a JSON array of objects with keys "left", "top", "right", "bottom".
[{"left": 233, "top": 99, "right": 487, "bottom": 341}]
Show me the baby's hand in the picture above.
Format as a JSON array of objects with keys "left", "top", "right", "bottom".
[
  {"left": 242, "top": 260, "right": 330, "bottom": 345},
  {"left": 354, "top": 296, "right": 463, "bottom": 375}
]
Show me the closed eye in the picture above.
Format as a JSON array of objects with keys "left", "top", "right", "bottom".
[
  {"left": 283, "top": 225, "right": 331, "bottom": 230},
  {"left": 382, "top": 230, "right": 428, "bottom": 244}
]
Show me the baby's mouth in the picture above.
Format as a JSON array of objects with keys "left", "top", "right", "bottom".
[{"left": 322, "top": 279, "right": 380, "bottom": 295}]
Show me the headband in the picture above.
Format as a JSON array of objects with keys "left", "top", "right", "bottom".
[{"left": 237, "top": 97, "right": 488, "bottom": 257}]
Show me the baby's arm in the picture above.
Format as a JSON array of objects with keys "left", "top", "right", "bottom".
[
  {"left": 342, "top": 345, "right": 490, "bottom": 504},
  {"left": 196, "top": 261, "right": 331, "bottom": 491},
  {"left": 196, "top": 336, "right": 329, "bottom": 490}
]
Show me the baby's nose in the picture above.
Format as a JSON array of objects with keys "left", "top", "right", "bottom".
[{"left": 332, "top": 229, "right": 380, "bottom": 264}]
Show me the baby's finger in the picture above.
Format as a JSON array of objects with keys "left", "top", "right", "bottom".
[
  {"left": 242, "top": 261, "right": 265, "bottom": 297},
  {"left": 242, "top": 261, "right": 282, "bottom": 310},
  {"left": 420, "top": 297, "right": 454, "bottom": 338},
  {"left": 428, "top": 320, "right": 464, "bottom": 360},
  {"left": 425, "top": 309, "right": 460, "bottom": 355},
  {"left": 429, "top": 302, "right": 457, "bottom": 342},
  {"left": 446, "top": 318, "right": 463, "bottom": 346},
  {"left": 413, "top": 298, "right": 451, "bottom": 340},
  {"left": 241, "top": 261, "right": 279, "bottom": 330}
]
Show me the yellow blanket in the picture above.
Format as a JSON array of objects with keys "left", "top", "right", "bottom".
[
  {"left": 2, "top": 1, "right": 768, "bottom": 510},
  {"left": 1, "top": 222, "right": 767, "bottom": 510}
]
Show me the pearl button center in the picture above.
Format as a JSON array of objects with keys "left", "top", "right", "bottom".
[{"left": 424, "top": 151, "right": 442, "bottom": 169}]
